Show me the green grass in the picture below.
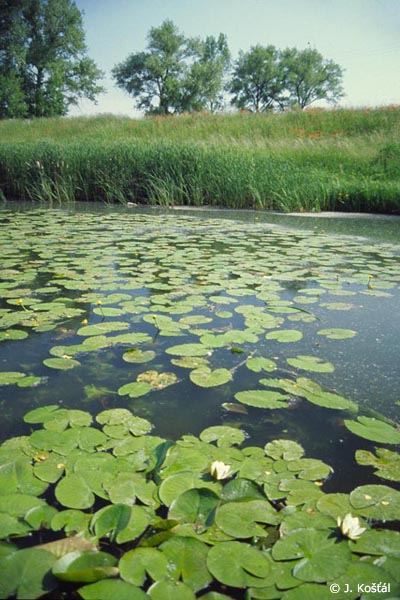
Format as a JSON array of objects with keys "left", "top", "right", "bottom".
[{"left": 0, "top": 106, "right": 400, "bottom": 212}]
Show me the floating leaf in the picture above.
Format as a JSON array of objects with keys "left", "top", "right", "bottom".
[
  {"left": 272, "top": 528, "right": 351, "bottom": 582},
  {"left": 235, "top": 390, "right": 290, "bottom": 409},
  {"left": 148, "top": 579, "right": 196, "bottom": 600},
  {"left": 207, "top": 541, "right": 271, "bottom": 588},
  {"left": 265, "top": 439, "right": 304, "bottom": 461},
  {"left": 77, "top": 321, "right": 130, "bottom": 336},
  {"left": 160, "top": 536, "right": 211, "bottom": 592},
  {"left": 344, "top": 417, "right": 400, "bottom": 444},
  {"left": 118, "top": 381, "right": 152, "bottom": 398},
  {"left": 52, "top": 550, "right": 118, "bottom": 583},
  {"left": 266, "top": 329, "right": 303, "bottom": 343},
  {"left": 246, "top": 357, "right": 277, "bottom": 373},
  {"left": 0, "top": 371, "right": 26, "bottom": 385},
  {"left": 43, "top": 357, "right": 81, "bottom": 370},
  {"left": 168, "top": 488, "right": 220, "bottom": 527},
  {"left": 165, "top": 343, "right": 210, "bottom": 357},
  {"left": 286, "top": 356, "right": 334, "bottom": 373},
  {"left": 317, "top": 328, "right": 357, "bottom": 340},
  {"left": 119, "top": 548, "right": 168, "bottom": 586},
  {"left": 171, "top": 357, "right": 209, "bottom": 369},
  {"left": 55, "top": 474, "right": 95, "bottom": 510},
  {"left": 122, "top": 349, "right": 156, "bottom": 363},
  {"left": 200, "top": 425, "right": 245, "bottom": 447},
  {"left": 215, "top": 500, "right": 279, "bottom": 538},
  {"left": 78, "top": 579, "right": 148, "bottom": 600},
  {"left": 137, "top": 370, "right": 178, "bottom": 390},
  {"left": 189, "top": 367, "right": 232, "bottom": 388},
  {"left": 355, "top": 448, "right": 400, "bottom": 481},
  {"left": 349, "top": 484, "right": 400, "bottom": 520},
  {"left": 0, "top": 548, "right": 57, "bottom": 599}
]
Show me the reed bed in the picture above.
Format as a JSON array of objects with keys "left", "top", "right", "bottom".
[{"left": 0, "top": 106, "right": 399, "bottom": 212}]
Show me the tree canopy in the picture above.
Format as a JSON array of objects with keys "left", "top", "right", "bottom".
[
  {"left": 0, "top": 0, "right": 104, "bottom": 118},
  {"left": 229, "top": 45, "right": 344, "bottom": 112},
  {"left": 112, "top": 20, "right": 230, "bottom": 115}
]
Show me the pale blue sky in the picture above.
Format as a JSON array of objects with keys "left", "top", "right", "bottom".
[{"left": 69, "top": 0, "right": 400, "bottom": 116}]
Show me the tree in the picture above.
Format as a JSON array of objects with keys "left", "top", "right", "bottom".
[
  {"left": 228, "top": 45, "right": 284, "bottom": 112},
  {"left": 112, "top": 20, "right": 230, "bottom": 115},
  {"left": 280, "top": 47, "right": 344, "bottom": 109},
  {"left": 0, "top": 0, "right": 103, "bottom": 118}
]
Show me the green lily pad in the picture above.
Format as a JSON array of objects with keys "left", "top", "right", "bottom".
[
  {"left": 43, "top": 357, "right": 81, "bottom": 370},
  {"left": 215, "top": 499, "right": 279, "bottom": 538},
  {"left": 349, "top": 484, "right": 400, "bottom": 520},
  {"left": 266, "top": 329, "right": 303, "bottom": 343},
  {"left": 286, "top": 356, "right": 335, "bottom": 373},
  {"left": 137, "top": 370, "right": 178, "bottom": 390},
  {"left": 349, "top": 528, "right": 400, "bottom": 557},
  {"left": 200, "top": 425, "right": 245, "bottom": 447},
  {"left": 165, "top": 343, "right": 211, "bottom": 357},
  {"left": 160, "top": 536, "right": 211, "bottom": 592},
  {"left": 168, "top": 488, "right": 220, "bottom": 527},
  {"left": 189, "top": 367, "right": 232, "bottom": 388},
  {"left": 355, "top": 448, "right": 400, "bottom": 481},
  {"left": 78, "top": 579, "right": 148, "bottom": 600},
  {"left": 90, "top": 504, "right": 132, "bottom": 540},
  {"left": 55, "top": 474, "right": 95, "bottom": 509},
  {"left": 118, "top": 381, "right": 152, "bottom": 398},
  {"left": 77, "top": 321, "right": 130, "bottom": 336},
  {"left": 272, "top": 528, "right": 351, "bottom": 582},
  {"left": 52, "top": 550, "right": 118, "bottom": 583},
  {"left": 0, "top": 371, "right": 26, "bottom": 385},
  {"left": 119, "top": 547, "right": 168, "bottom": 586},
  {"left": 0, "top": 548, "right": 57, "bottom": 599},
  {"left": 122, "top": 349, "right": 156, "bottom": 363},
  {"left": 235, "top": 390, "right": 290, "bottom": 409},
  {"left": 207, "top": 541, "right": 271, "bottom": 588},
  {"left": 317, "top": 328, "right": 357, "bottom": 340},
  {"left": 265, "top": 439, "right": 304, "bottom": 461},
  {"left": 171, "top": 356, "right": 210, "bottom": 369},
  {"left": 246, "top": 357, "right": 277, "bottom": 373},
  {"left": 148, "top": 579, "right": 196, "bottom": 600},
  {"left": 344, "top": 417, "right": 400, "bottom": 444}
]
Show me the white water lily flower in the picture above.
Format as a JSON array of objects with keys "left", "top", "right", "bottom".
[
  {"left": 210, "top": 460, "right": 231, "bottom": 480},
  {"left": 337, "top": 513, "right": 366, "bottom": 540}
]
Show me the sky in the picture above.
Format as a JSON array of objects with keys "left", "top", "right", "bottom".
[{"left": 69, "top": 0, "right": 400, "bottom": 117}]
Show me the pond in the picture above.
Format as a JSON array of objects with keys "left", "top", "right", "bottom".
[{"left": 1, "top": 204, "right": 400, "bottom": 599}]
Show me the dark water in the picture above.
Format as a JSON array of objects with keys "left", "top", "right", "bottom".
[{"left": 0, "top": 203, "right": 399, "bottom": 493}]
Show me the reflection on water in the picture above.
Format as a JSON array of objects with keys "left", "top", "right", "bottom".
[{"left": 0, "top": 204, "right": 399, "bottom": 493}]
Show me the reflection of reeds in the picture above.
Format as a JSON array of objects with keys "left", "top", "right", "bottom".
[{"left": 0, "top": 106, "right": 399, "bottom": 212}]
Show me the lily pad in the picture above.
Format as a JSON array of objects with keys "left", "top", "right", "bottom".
[
  {"left": 52, "top": 550, "right": 118, "bottom": 583},
  {"left": 78, "top": 579, "right": 148, "bottom": 600},
  {"left": 286, "top": 356, "right": 334, "bottom": 373},
  {"left": 344, "top": 417, "right": 400, "bottom": 444},
  {"left": 207, "top": 541, "right": 271, "bottom": 588},
  {"left": 355, "top": 448, "right": 400, "bottom": 481},
  {"left": 122, "top": 349, "right": 156, "bottom": 364},
  {"left": 55, "top": 474, "right": 95, "bottom": 510},
  {"left": 317, "top": 328, "right": 357, "bottom": 340},
  {"left": 119, "top": 547, "right": 168, "bottom": 586},
  {"left": 235, "top": 390, "right": 290, "bottom": 409},
  {"left": 200, "top": 425, "right": 245, "bottom": 447},
  {"left": 77, "top": 321, "right": 130, "bottom": 336},
  {"left": 215, "top": 499, "right": 279, "bottom": 537},
  {"left": 266, "top": 330, "right": 303, "bottom": 343},
  {"left": 137, "top": 370, "right": 178, "bottom": 390},
  {"left": 0, "top": 371, "right": 26, "bottom": 385},
  {"left": 349, "top": 484, "right": 400, "bottom": 520},
  {"left": 43, "top": 357, "right": 81, "bottom": 370},
  {"left": 118, "top": 381, "right": 152, "bottom": 398},
  {"left": 246, "top": 357, "right": 277, "bottom": 373},
  {"left": 190, "top": 367, "right": 232, "bottom": 388},
  {"left": 272, "top": 528, "right": 351, "bottom": 582},
  {"left": 165, "top": 343, "right": 211, "bottom": 357}
]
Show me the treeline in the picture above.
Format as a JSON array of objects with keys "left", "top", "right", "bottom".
[{"left": 0, "top": 0, "right": 343, "bottom": 119}]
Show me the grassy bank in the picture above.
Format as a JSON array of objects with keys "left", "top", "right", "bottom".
[{"left": 0, "top": 106, "right": 399, "bottom": 212}]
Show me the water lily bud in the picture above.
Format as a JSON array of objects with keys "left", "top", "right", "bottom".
[
  {"left": 210, "top": 460, "right": 231, "bottom": 480},
  {"left": 337, "top": 513, "right": 366, "bottom": 540}
]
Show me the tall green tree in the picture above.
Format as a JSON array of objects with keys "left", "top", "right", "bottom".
[
  {"left": 281, "top": 47, "right": 344, "bottom": 109},
  {"left": 112, "top": 20, "right": 230, "bottom": 115},
  {"left": 0, "top": 0, "right": 103, "bottom": 118},
  {"left": 228, "top": 45, "right": 284, "bottom": 112}
]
